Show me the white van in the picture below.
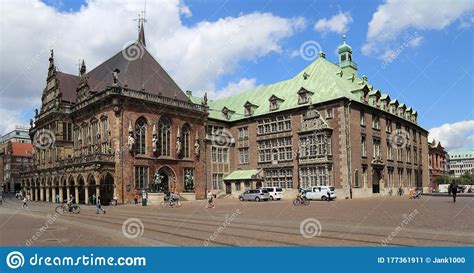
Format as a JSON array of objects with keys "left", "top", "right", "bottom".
[
  {"left": 261, "top": 187, "right": 283, "bottom": 200},
  {"left": 305, "top": 186, "right": 336, "bottom": 201}
]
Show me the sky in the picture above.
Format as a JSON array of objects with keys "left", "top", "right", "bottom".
[{"left": 0, "top": 0, "right": 473, "bottom": 152}]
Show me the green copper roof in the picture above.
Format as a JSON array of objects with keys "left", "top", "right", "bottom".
[
  {"left": 338, "top": 42, "right": 352, "bottom": 54},
  {"left": 187, "top": 54, "right": 418, "bottom": 125},
  {"left": 224, "top": 169, "right": 262, "bottom": 180}
]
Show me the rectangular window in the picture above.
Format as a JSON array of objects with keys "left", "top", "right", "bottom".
[
  {"left": 257, "top": 137, "right": 292, "bottom": 163},
  {"left": 134, "top": 166, "right": 149, "bottom": 190},
  {"left": 406, "top": 147, "right": 411, "bottom": 163},
  {"left": 212, "top": 173, "right": 224, "bottom": 190},
  {"left": 372, "top": 116, "right": 380, "bottom": 130},
  {"left": 239, "top": 148, "right": 249, "bottom": 164},
  {"left": 257, "top": 115, "right": 291, "bottom": 135},
  {"left": 238, "top": 127, "right": 249, "bottom": 140},
  {"left": 373, "top": 139, "right": 380, "bottom": 158},
  {"left": 360, "top": 111, "right": 366, "bottom": 126},
  {"left": 264, "top": 168, "right": 293, "bottom": 189},
  {"left": 386, "top": 119, "right": 392, "bottom": 133},
  {"left": 362, "top": 136, "right": 367, "bottom": 157},
  {"left": 212, "top": 147, "right": 228, "bottom": 163},
  {"left": 326, "top": 108, "right": 333, "bottom": 119},
  {"left": 387, "top": 141, "right": 393, "bottom": 160},
  {"left": 235, "top": 182, "right": 241, "bottom": 191}
]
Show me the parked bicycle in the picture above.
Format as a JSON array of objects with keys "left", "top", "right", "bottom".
[
  {"left": 292, "top": 195, "right": 310, "bottom": 206},
  {"left": 55, "top": 201, "right": 81, "bottom": 214}
]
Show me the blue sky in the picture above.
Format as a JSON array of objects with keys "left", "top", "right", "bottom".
[{"left": 1, "top": 0, "right": 473, "bottom": 151}]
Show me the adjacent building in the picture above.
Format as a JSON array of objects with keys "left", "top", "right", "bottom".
[
  {"left": 428, "top": 139, "right": 448, "bottom": 190},
  {"left": 20, "top": 25, "right": 430, "bottom": 203},
  {"left": 448, "top": 150, "right": 474, "bottom": 177},
  {"left": 1, "top": 126, "right": 32, "bottom": 193},
  {"left": 2, "top": 142, "right": 33, "bottom": 193}
]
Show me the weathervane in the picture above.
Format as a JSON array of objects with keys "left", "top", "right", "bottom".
[{"left": 133, "top": 0, "right": 147, "bottom": 29}]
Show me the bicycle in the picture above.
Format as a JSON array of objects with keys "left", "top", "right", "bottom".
[
  {"left": 55, "top": 201, "right": 81, "bottom": 214},
  {"left": 292, "top": 195, "right": 310, "bottom": 206},
  {"left": 160, "top": 198, "right": 181, "bottom": 208}
]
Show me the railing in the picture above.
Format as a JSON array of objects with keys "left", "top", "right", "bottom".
[
  {"left": 20, "top": 153, "right": 114, "bottom": 173},
  {"left": 71, "top": 87, "right": 208, "bottom": 113}
]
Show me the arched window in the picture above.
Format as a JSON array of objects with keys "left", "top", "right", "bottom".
[
  {"left": 182, "top": 124, "right": 190, "bottom": 158},
  {"left": 159, "top": 117, "right": 171, "bottom": 156},
  {"left": 135, "top": 117, "right": 147, "bottom": 155}
]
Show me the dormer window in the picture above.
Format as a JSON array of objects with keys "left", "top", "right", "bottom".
[
  {"left": 269, "top": 95, "right": 284, "bottom": 111},
  {"left": 221, "top": 107, "right": 234, "bottom": 120},
  {"left": 297, "top": 88, "right": 313, "bottom": 105},
  {"left": 244, "top": 101, "right": 258, "bottom": 117}
]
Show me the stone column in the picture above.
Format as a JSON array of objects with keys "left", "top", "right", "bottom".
[
  {"left": 66, "top": 187, "right": 71, "bottom": 202},
  {"left": 74, "top": 186, "right": 79, "bottom": 204},
  {"left": 40, "top": 187, "right": 44, "bottom": 201},
  {"left": 59, "top": 187, "right": 64, "bottom": 203},
  {"left": 52, "top": 187, "right": 56, "bottom": 203},
  {"left": 84, "top": 187, "right": 89, "bottom": 205},
  {"left": 46, "top": 187, "right": 50, "bottom": 202},
  {"left": 96, "top": 185, "right": 100, "bottom": 204},
  {"left": 34, "top": 187, "right": 38, "bottom": 201}
]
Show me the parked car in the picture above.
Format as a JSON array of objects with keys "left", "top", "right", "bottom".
[
  {"left": 239, "top": 189, "right": 270, "bottom": 202},
  {"left": 260, "top": 187, "right": 283, "bottom": 200},
  {"left": 305, "top": 186, "right": 337, "bottom": 201}
]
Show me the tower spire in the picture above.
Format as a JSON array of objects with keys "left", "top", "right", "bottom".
[{"left": 136, "top": 1, "right": 147, "bottom": 47}]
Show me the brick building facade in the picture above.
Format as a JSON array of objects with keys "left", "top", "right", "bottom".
[
  {"left": 20, "top": 27, "right": 429, "bottom": 203},
  {"left": 20, "top": 24, "right": 207, "bottom": 204}
]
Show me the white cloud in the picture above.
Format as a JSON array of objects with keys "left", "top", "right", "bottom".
[
  {"left": 363, "top": 0, "right": 474, "bottom": 56},
  {"left": 314, "top": 12, "right": 352, "bottom": 35},
  {"left": 429, "top": 120, "right": 474, "bottom": 152},
  {"left": 208, "top": 78, "right": 258, "bottom": 100},
  {"left": 0, "top": 0, "right": 305, "bottom": 134}
]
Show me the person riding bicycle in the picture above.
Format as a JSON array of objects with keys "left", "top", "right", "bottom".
[
  {"left": 297, "top": 187, "right": 306, "bottom": 201},
  {"left": 67, "top": 194, "right": 74, "bottom": 212}
]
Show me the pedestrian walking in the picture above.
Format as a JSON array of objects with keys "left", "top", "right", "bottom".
[
  {"left": 56, "top": 193, "right": 60, "bottom": 204},
  {"left": 327, "top": 189, "right": 331, "bottom": 202},
  {"left": 134, "top": 193, "right": 139, "bottom": 205},
  {"left": 22, "top": 196, "right": 28, "bottom": 208},
  {"left": 449, "top": 180, "right": 459, "bottom": 203},
  {"left": 96, "top": 195, "right": 106, "bottom": 214},
  {"left": 92, "top": 193, "right": 96, "bottom": 205},
  {"left": 206, "top": 190, "right": 215, "bottom": 208}
]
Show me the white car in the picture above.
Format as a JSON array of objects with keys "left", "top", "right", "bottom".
[
  {"left": 305, "top": 186, "right": 336, "bottom": 201},
  {"left": 261, "top": 187, "right": 283, "bottom": 200}
]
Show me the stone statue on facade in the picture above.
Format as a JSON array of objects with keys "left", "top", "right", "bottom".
[
  {"left": 194, "top": 139, "right": 200, "bottom": 157},
  {"left": 152, "top": 124, "right": 158, "bottom": 153},
  {"left": 127, "top": 132, "right": 135, "bottom": 152}
]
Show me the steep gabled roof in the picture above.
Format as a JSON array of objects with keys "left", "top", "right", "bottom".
[{"left": 86, "top": 43, "right": 188, "bottom": 101}]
